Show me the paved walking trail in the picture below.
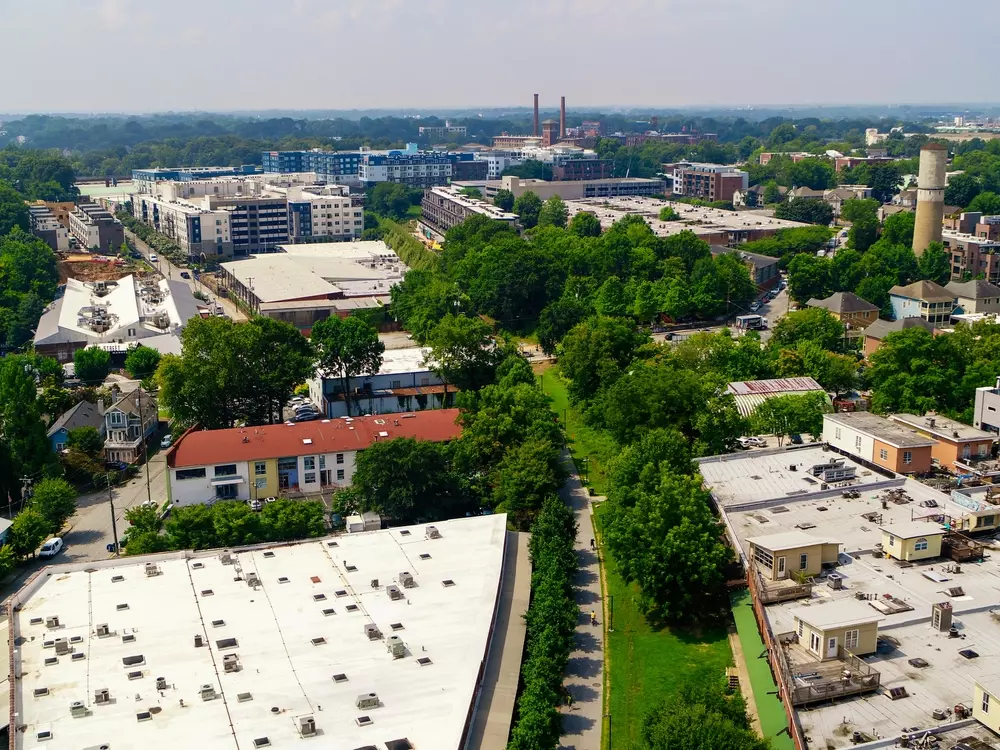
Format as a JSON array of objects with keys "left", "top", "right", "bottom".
[{"left": 558, "top": 448, "right": 604, "bottom": 750}]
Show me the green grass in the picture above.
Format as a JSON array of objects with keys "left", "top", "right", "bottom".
[
  {"left": 731, "top": 591, "right": 796, "bottom": 750},
  {"left": 537, "top": 368, "right": 618, "bottom": 496},
  {"left": 405, "top": 205, "right": 422, "bottom": 219},
  {"left": 594, "top": 503, "right": 733, "bottom": 749}
]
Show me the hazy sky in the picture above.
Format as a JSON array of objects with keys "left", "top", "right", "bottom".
[{"left": 2, "top": 0, "right": 998, "bottom": 113}]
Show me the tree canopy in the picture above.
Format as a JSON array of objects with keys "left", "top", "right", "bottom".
[{"left": 311, "top": 316, "right": 384, "bottom": 417}]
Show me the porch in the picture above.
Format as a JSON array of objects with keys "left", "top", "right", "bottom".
[{"left": 782, "top": 640, "right": 881, "bottom": 706}]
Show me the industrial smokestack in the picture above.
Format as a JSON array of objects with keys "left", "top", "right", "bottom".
[
  {"left": 533, "top": 94, "right": 539, "bottom": 137},
  {"left": 560, "top": 96, "right": 566, "bottom": 141},
  {"left": 913, "top": 143, "right": 948, "bottom": 256}
]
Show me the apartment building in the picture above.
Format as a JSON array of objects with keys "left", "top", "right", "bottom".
[
  {"left": 888, "top": 280, "right": 956, "bottom": 323},
  {"left": 165, "top": 409, "right": 461, "bottom": 505},
  {"left": 942, "top": 228, "right": 1000, "bottom": 283},
  {"left": 132, "top": 165, "right": 261, "bottom": 195},
  {"left": 822, "top": 411, "right": 934, "bottom": 474},
  {"left": 67, "top": 202, "right": 124, "bottom": 253},
  {"left": 889, "top": 413, "right": 997, "bottom": 473},
  {"left": 358, "top": 146, "right": 455, "bottom": 187},
  {"left": 285, "top": 184, "right": 363, "bottom": 242},
  {"left": 484, "top": 175, "right": 666, "bottom": 201},
  {"left": 28, "top": 204, "right": 69, "bottom": 252},
  {"left": 262, "top": 150, "right": 362, "bottom": 187},
  {"left": 551, "top": 158, "right": 613, "bottom": 181},
  {"left": 420, "top": 186, "right": 518, "bottom": 237},
  {"left": 418, "top": 123, "right": 467, "bottom": 140},
  {"left": 473, "top": 149, "right": 524, "bottom": 180},
  {"left": 668, "top": 162, "right": 749, "bottom": 203}
]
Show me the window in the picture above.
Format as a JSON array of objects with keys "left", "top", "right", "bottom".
[
  {"left": 336, "top": 453, "right": 344, "bottom": 464},
  {"left": 337, "top": 469, "right": 345, "bottom": 481},
  {"left": 214, "top": 464, "right": 237, "bottom": 477},
  {"left": 319, "top": 456, "right": 326, "bottom": 469},
  {"left": 304, "top": 456, "right": 316, "bottom": 471},
  {"left": 799, "top": 553, "right": 808, "bottom": 570},
  {"left": 879, "top": 448, "right": 888, "bottom": 460},
  {"left": 255, "top": 462, "right": 267, "bottom": 476},
  {"left": 835, "top": 427, "right": 842, "bottom": 440},
  {"left": 903, "top": 451, "right": 912, "bottom": 465},
  {"left": 176, "top": 468, "right": 207, "bottom": 480},
  {"left": 216, "top": 484, "right": 238, "bottom": 499},
  {"left": 984, "top": 691, "right": 991, "bottom": 714},
  {"left": 809, "top": 632, "right": 821, "bottom": 654},
  {"left": 305, "top": 472, "right": 316, "bottom": 484},
  {"left": 277, "top": 457, "right": 296, "bottom": 471},
  {"left": 980, "top": 443, "right": 989, "bottom": 456},
  {"left": 914, "top": 538, "right": 929, "bottom": 551},
  {"left": 854, "top": 435, "right": 862, "bottom": 451},
  {"left": 888, "top": 535, "right": 895, "bottom": 547},
  {"left": 981, "top": 514, "right": 996, "bottom": 528},
  {"left": 845, "top": 629, "right": 859, "bottom": 649}
]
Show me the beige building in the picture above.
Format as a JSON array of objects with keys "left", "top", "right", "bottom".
[
  {"left": 484, "top": 175, "right": 666, "bottom": 201},
  {"left": 947, "top": 279, "right": 1000, "bottom": 316},
  {"left": 747, "top": 531, "right": 840, "bottom": 582},
  {"left": 806, "top": 291, "right": 880, "bottom": 331},
  {"left": 879, "top": 522, "right": 946, "bottom": 562},
  {"left": 789, "top": 600, "right": 884, "bottom": 660},
  {"left": 974, "top": 677, "right": 1000, "bottom": 734}
]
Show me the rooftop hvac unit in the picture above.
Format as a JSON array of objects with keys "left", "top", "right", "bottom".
[
  {"left": 356, "top": 692, "right": 379, "bottom": 710},
  {"left": 223, "top": 654, "right": 241, "bottom": 673},
  {"left": 246, "top": 572, "right": 260, "bottom": 587},
  {"left": 387, "top": 635, "right": 406, "bottom": 659},
  {"left": 220, "top": 552, "right": 234, "bottom": 565},
  {"left": 70, "top": 700, "right": 88, "bottom": 718},
  {"left": 386, "top": 585, "right": 402, "bottom": 601},
  {"left": 155, "top": 677, "right": 167, "bottom": 691},
  {"left": 399, "top": 572, "right": 415, "bottom": 588},
  {"left": 96, "top": 623, "right": 110, "bottom": 638},
  {"left": 827, "top": 573, "right": 844, "bottom": 590},
  {"left": 364, "top": 624, "right": 382, "bottom": 641},
  {"left": 200, "top": 684, "right": 216, "bottom": 701},
  {"left": 94, "top": 688, "right": 110, "bottom": 705},
  {"left": 425, "top": 525, "right": 441, "bottom": 540},
  {"left": 144, "top": 562, "right": 161, "bottom": 577},
  {"left": 194, "top": 634, "right": 204, "bottom": 648},
  {"left": 45, "top": 615, "right": 60, "bottom": 628},
  {"left": 298, "top": 715, "right": 317, "bottom": 737},
  {"left": 932, "top": 602, "right": 953, "bottom": 632},
  {"left": 54, "top": 638, "right": 71, "bottom": 655}
]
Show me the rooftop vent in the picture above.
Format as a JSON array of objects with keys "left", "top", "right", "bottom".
[
  {"left": 888, "top": 687, "right": 909, "bottom": 700},
  {"left": 335, "top": 589, "right": 348, "bottom": 598},
  {"left": 390, "top": 623, "right": 404, "bottom": 631},
  {"left": 425, "top": 526, "right": 441, "bottom": 540},
  {"left": 122, "top": 634, "right": 136, "bottom": 644},
  {"left": 191, "top": 561, "right": 204, "bottom": 569},
  {"left": 417, "top": 657, "right": 432, "bottom": 666},
  {"left": 327, "top": 540, "right": 339, "bottom": 547},
  {"left": 71, "top": 652, "right": 85, "bottom": 662},
  {"left": 155, "top": 677, "right": 167, "bottom": 690},
  {"left": 212, "top": 619, "right": 225, "bottom": 628},
  {"left": 37, "top": 729, "right": 53, "bottom": 740},
  {"left": 144, "top": 562, "right": 161, "bottom": 577},
  {"left": 237, "top": 692, "right": 253, "bottom": 703},
  {"left": 111, "top": 575, "right": 125, "bottom": 583},
  {"left": 356, "top": 692, "right": 379, "bottom": 710},
  {"left": 216, "top": 637, "right": 238, "bottom": 650},
  {"left": 194, "top": 634, "right": 204, "bottom": 648},
  {"left": 346, "top": 564, "right": 358, "bottom": 572},
  {"left": 253, "top": 738, "right": 270, "bottom": 749},
  {"left": 29, "top": 617, "right": 43, "bottom": 625},
  {"left": 333, "top": 673, "right": 348, "bottom": 683},
  {"left": 311, "top": 637, "right": 327, "bottom": 646},
  {"left": 94, "top": 689, "right": 110, "bottom": 705},
  {"left": 386, "top": 740, "right": 414, "bottom": 750},
  {"left": 442, "top": 579, "right": 455, "bottom": 587},
  {"left": 263, "top": 551, "right": 275, "bottom": 558},
  {"left": 364, "top": 624, "right": 382, "bottom": 640},
  {"left": 137, "top": 711, "right": 152, "bottom": 722},
  {"left": 116, "top": 603, "right": 128, "bottom": 611},
  {"left": 314, "top": 593, "right": 327, "bottom": 601},
  {"left": 386, "top": 585, "right": 402, "bottom": 601},
  {"left": 356, "top": 716, "right": 373, "bottom": 727},
  {"left": 298, "top": 715, "right": 317, "bottom": 737},
  {"left": 45, "top": 615, "right": 60, "bottom": 628},
  {"left": 122, "top": 654, "right": 144, "bottom": 667},
  {"left": 322, "top": 608, "right": 336, "bottom": 616},
  {"left": 419, "top": 553, "right": 431, "bottom": 560},
  {"left": 127, "top": 671, "right": 142, "bottom": 680},
  {"left": 33, "top": 687, "right": 49, "bottom": 698},
  {"left": 200, "top": 684, "right": 217, "bottom": 701},
  {"left": 346, "top": 604, "right": 359, "bottom": 613},
  {"left": 69, "top": 635, "right": 83, "bottom": 644},
  {"left": 399, "top": 530, "right": 411, "bottom": 536}
]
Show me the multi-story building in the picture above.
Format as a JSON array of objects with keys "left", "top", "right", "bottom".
[
  {"left": 284, "top": 184, "right": 362, "bottom": 243},
  {"left": 833, "top": 155, "right": 896, "bottom": 172},
  {"left": 474, "top": 149, "right": 524, "bottom": 180},
  {"left": 308, "top": 346, "right": 449, "bottom": 418},
  {"left": 420, "top": 186, "right": 518, "bottom": 237},
  {"left": 551, "top": 158, "right": 614, "bottom": 181},
  {"left": 710, "top": 247, "right": 779, "bottom": 291},
  {"left": 822, "top": 411, "right": 935, "bottom": 474},
  {"left": 104, "top": 386, "right": 158, "bottom": 464},
  {"left": 889, "top": 280, "right": 956, "bottom": 323},
  {"left": 974, "top": 380, "right": 1000, "bottom": 434},
  {"left": 889, "top": 413, "right": 997, "bottom": 473},
  {"left": 942, "top": 226, "right": 1000, "bottom": 283},
  {"left": 132, "top": 165, "right": 261, "bottom": 195},
  {"left": 165, "top": 409, "right": 462, "bottom": 504},
  {"left": 358, "top": 145, "right": 456, "bottom": 188},
  {"left": 28, "top": 204, "right": 69, "bottom": 252},
  {"left": 262, "top": 150, "right": 362, "bottom": 187},
  {"left": 758, "top": 151, "right": 812, "bottom": 165},
  {"left": 67, "top": 202, "right": 124, "bottom": 253},
  {"left": 484, "top": 175, "right": 666, "bottom": 202},
  {"left": 862, "top": 317, "right": 939, "bottom": 358},
  {"left": 669, "top": 162, "right": 749, "bottom": 203},
  {"left": 947, "top": 279, "right": 1000, "bottom": 315},
  {"left": 491, "top": 134, "right": 542, "bottom": 149},
  {"left": 418, "top": 123, "right": 467, "bottom": 141}
]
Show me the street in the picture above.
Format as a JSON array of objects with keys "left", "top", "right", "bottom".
[
  {"left": 124, "top": 228, "right": 246, "bottom": 321},
  {"left": 651, "top": 283, "right": 792, "bottom": 346}
]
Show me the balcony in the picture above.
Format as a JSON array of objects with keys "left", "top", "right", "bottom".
[
  {"left": 780, "top": 640, "right": 881, "bottom": 706},
  {"left": 756, "top": 573, "right": 813, "bottom": 604}
]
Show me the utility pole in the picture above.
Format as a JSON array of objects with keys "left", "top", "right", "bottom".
[
  {"left": 17, "top": 475, "right": 32, "bottom": 518},
  {"left": 138, "top": 387, "right": 152, "bottom": 506},
  {"left": 106, "top": 473, "right": 119, "bottom": 556}
]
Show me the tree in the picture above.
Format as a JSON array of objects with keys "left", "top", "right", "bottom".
[
  {"left": 121, "top": 504, "right": 166, "bottom": 555},
  {"left": 640, "top": 686, "right": 769, "bottom": 750},
  {"left": 537, "top": 195, "right": 568, "bottom": 229},
  {"left": 0, "top": 355, "right": 53, "bottom": 507},
  {"left": 785, "top": 157, "right": 836, "bottom": 190},
  {"left": 424, "top": 314, "right": 500, "bottom": 392},
  {"left": 882, "top": 210, "right": 915, "bottom": 247},
  {"left": 8, "top": 509, "right": 50, "bottom": 558},
  {"left": 124, "top": 344, "right": 161, "bottom": 380},
  {"left": 918, "top": 241, "right": 951, "bottom": 285},
  {"left": 366, "top": 182, "right": 421, "bottom": 220},
  {"left": 770, "top": 307, "right": 845, "bottom": 351},
  {"left": 786, "top": 253, "right": 831, "bottom": 304},
  {"left": 774, "top": 198, "right": 834, "bottom": 225},
  {"left": 0, "top": 181, "right": 30, "bottom": 236},
  {"left": 945, "top": 172, "right": 981, "bottom": 208},
  {"left": 30, "top": 478, "right": 76, "bottom": 533},
  {"left": 751, "top": 392, "right": 831, "bottom": 440},
  {"left": 512, "top": 191, "right": 543, "bottom": 229},
  {"left": 73, "top": 346, "right": 111, "bottom": 385},
  {"left": 867, "top": 327, "right": 965, "bottom": 413},
  {"left": 606, "top": 473, "right": 731, "bottom": 623},
  {"left": 763, "top": 182, "right": 785, "bottom": 205},
  {"left": 311, "top": 316, "right": 384, "bottom": 417},
  {"left": 536, "top": 297, "right": 588, "bottom": 355},
  {"left": 594, "top": 276, "right": 629, "bottom": 317},
  {"left": 67, "top": 426, "right": 103, "bottom": 456},
  {"left": 658, "top": 205, "right": 680, "bottom": 221},
  {"left": 694, "top": 395, "right": 748, "bottom": 456},
  {"left": 568, "top": 210, "right": 601, "bottom": 237},
  {"left": 259, "top": 499, "right": 325, "bottom": 541},
  {"left": 490, "top": 437, "right": 564, "bottom": 530},
  {"left": 352, "top": 438, "right": 464, "bottom": 523},
  {"left": 969, "top": 191, "right": 1000, "bottom": 215},
  {"left": 558, "top": 316, "right": 648, "bottom": 402},
  {"left": 866, "top": 162, "right": 903, "bottom": 203},
  {"left": 493, "top": 189, "right": 515, "bottom": 212},
  {"left": 457, "top": 186, "right": 482, "bottom": 199},
  {"left": 607, "top": 428, "right": 693, "bottom": 504}
]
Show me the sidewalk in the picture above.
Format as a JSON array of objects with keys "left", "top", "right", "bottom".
[{"left": 558, "top": 448, "right": 604, "bottom": 750}]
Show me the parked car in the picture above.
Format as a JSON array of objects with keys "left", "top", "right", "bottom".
[
  {"left": 290, "top": 396, "right": 305, "bottom": 404},
  {"left": 293, "top": 404, "right": 316, "bottom": 414},
  {"left": 160, "top": 434, "right": 173, "bottom": 449},
  {"left": 737, "top": 437, "right": 767, "bottom": 448},
  {"left": 788, "top": 433, "right": 804, "bottom": 445},
  {"left": 149, "top": 253, "right": 158, "bottom": 263},
  {"left": 180, "top": 271, "right": 190, "bottom": 279},
  {"left": 750, "top": 301, "right": 762, "bottom": 312},
  {"left": 39, "top": 537, "right": 64, "bottom": 559},
  {"left": 295, "top": 412, "right": 319, "bottom": 422},
  {"left": 249, "top": 499, "right": 263, "bottom": 512}
]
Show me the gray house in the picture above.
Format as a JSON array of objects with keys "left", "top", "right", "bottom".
[
  {"left": 47, "top": 401, "right": 106, "bottom": 453},
  {"left": 104, "top": 388, "right": 159, "bottom": 464}
]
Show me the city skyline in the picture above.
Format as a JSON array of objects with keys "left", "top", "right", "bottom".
[{"left": 2, "top": 0, "right": 999, "bottom": 113}]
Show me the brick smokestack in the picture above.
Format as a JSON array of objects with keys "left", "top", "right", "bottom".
[
  {"left": 913, "top": 143, "right": 948, "bottom": 256},
  {"left": 560, "top": 96, "right": 566, "bottom": 140},
  {"left": 533, "top": 94, "right": 539, "bottom": 137}
]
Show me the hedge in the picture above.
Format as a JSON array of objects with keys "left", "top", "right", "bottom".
[{"left": 508, "top": 496, "right": 578, "bottom": 750}]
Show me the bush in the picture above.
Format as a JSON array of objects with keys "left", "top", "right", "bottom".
[{"left": 507, "top": 497, "right": 578, "bottom": 750}]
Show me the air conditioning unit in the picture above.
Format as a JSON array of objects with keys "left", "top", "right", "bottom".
[
  {"left": 364, "top": 624, "right": 382, "bottom": 641},
  {"left": 144, "top": 562, "right": 161, "bottom": 577},
  {"left": 45, "top": 616, "right": 60, "bottom": 629},
  {"left": 223, "top": 654, "right": 240, "bottom": 673},
  {"left": 387, "top": 635, "right": 406, "bottom": 659},
  {"left": 827, "top": 573, "right": 844, "bottom": 590},
  {"left": 399, "top": 572, "right": 415, "bottom": 588},
  {"left": 386, "top": 585, "right": 402, "bottom": 601},
  {"left": 96, "top": 624, "right": 110, "bottom": 638},
  {"left": 298, "top": 715, "right": 317, "bottom": 737},
  {"left": 932, "top": 602, "right": 953, "bottom": 632},
  {"left": 356, "top": 692, "right": 379, "bottom": 710},
  {"left": 425, "top": 525, "right": 441, "bottom": 540},
  {"left": 54, "top": 638, "right": 71, "bottom": 655},
  {"left": 200, "top": 684, "right": 216, "bottom": 701},
  {"left": 70, "top": 700, "right": 88, "bottom": 718},
  {"left": 94, "top": 689, "right": 110, "bottom": 705}
]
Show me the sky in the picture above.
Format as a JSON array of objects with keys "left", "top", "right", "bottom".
[{"left": 2, "top": 0, "right": 999, "bottom": 113}]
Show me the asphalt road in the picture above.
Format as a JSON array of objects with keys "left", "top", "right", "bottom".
[
  {"left": 650, "top": 283, "right": 792, "bottom": 346},
  {"left": 124, "top": 228, "right": 246, "bottom": 321}
]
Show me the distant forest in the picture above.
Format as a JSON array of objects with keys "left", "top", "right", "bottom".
[{"left": 0, "top": 112, "right": 933, "bottom": 178}]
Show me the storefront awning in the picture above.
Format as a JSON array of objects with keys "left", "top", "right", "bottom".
[{"left": 210, "top": 477, "right": 244, "bottom": 487}]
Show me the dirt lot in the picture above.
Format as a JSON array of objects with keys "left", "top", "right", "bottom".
[{"left": 58, "top": 256, "right": 148, "bottom": 283}]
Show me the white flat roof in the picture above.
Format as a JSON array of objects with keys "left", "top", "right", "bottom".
[
  {"left": 878, "top": 520, "right": 946, "bottom": 539},
  {"left": 745, "top": 530, "right": 832, "bottom": 551},
  {"left": 787, "top": 599, "right": 884, "bottom": 630},
  {"left": 10, "top": 513, "right": 509, "bottom": 750}
]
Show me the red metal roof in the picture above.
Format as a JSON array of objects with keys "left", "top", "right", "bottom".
[
  {"left": 168, "top": 409, "right": 462, "bottom": 468},
  {"left": 726, "top": 377, "right": 824, "bottom": 396}
]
